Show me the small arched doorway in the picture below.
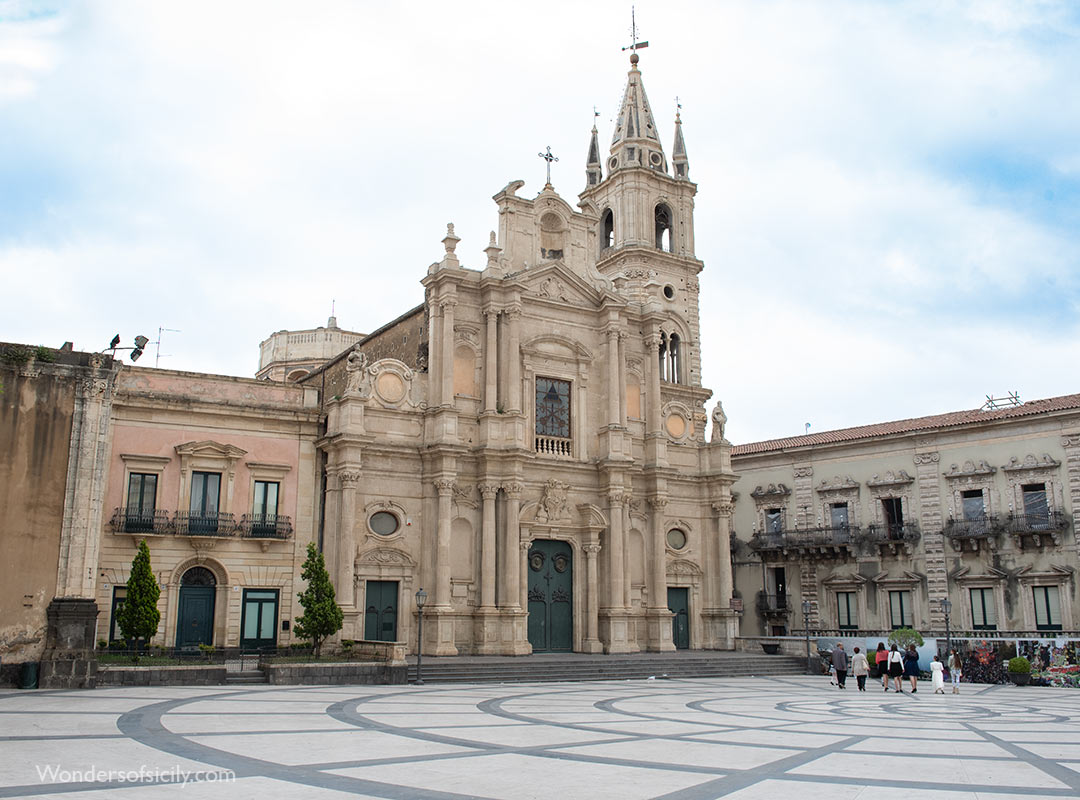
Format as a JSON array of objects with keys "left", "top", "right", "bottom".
[{"left": 176, "top": 566, "right": 216, "bottom": 648}]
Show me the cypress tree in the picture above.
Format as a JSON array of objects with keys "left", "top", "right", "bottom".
[
  {"left": 294, "top": 541, "right": 343, "bottom": 657},
  {"left": 117, "top": 539, "right": 161, "bottom": 648}
]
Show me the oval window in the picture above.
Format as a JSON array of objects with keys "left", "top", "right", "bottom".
[
  {"left": 370, "top": 511, "right": 399, "bottom": 536},
  {"left": 666, "top": 528, "right": 687, "bottom": 550},
  {"left": 663, "top": 284, "right": 675, "bottom": 300}
]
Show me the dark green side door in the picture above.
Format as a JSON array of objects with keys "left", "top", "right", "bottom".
[
  {"left": 240, "top": 589, "right": 279, "bottom": 649},
  {"left": 176, "top": 586, "right": 215, "bottom": 648},
  {"left": 364, "top": 581, "right": 399, "bottom": 641},
  {"left": 527, "top": 540, "right": 573, "bottom": 652},
  {"left": 668, "top": 587, "right": 690, "bottom": 650}
]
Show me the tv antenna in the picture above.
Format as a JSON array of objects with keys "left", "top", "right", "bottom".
[{"left": 154, "top": 326, "right": 181, "bottom": 368}]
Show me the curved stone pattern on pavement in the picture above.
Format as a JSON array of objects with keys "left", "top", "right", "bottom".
[{"left": 2, "top": 677, "right": 1080, "bottom": 799}]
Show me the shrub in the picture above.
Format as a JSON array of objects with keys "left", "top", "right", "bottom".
[
  {"left": 34, "top": 345, "right": 56, "bottom": 363},
  {"left": 294, "top": 542, "right": 343, "bottom": 658},
  {"left": 116, "top": 539, "right": 161, "bottom": 647},
  {"left": 1007, "top": 656, "right": 1031, "bottom": 674},
  {"left": 887, "top": 628, "right": 924, "bottom": 650}
]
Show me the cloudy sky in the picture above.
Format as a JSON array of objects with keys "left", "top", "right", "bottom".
[{"left": 2, "top": 0, "right": 1078, "bottom": 444}]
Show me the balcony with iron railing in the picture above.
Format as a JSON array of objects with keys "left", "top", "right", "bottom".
[
  {"left": 749, "top": 525, "right": 858, "bottom": 558},
  {"left": 1005, "top": 510, "right": 1069, "bottom": 546},
  {"left": 945, "top": 514, "right": 1001, "bottom": 552},
  {"left": 756, "top": 591, "right": 791, "bottom": 618},
  {"left": 864, "top": 521, "right": 921, "bottom": 555},
  {"left": 240, "top": 513, "right": 293, "bottom": 540},
  {"left": 109, "top": 508, "right": 172, "bottom": 535},
  {"left": 173, "top": 511, "right": 237, "bottom": 537}
]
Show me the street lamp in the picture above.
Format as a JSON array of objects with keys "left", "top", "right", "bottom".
[
  {"left": 802, "top": 599, "right": 812, "bottom": 675},
  {"left": 941, "top": 596, "right": 953, "bottom": 660},
  {"left": 414, "top": 588, "right": 428, "bottom": 685}
]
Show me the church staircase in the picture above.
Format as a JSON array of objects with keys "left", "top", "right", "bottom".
[{"left": 407, "top": 651, "right": 805, "bottom": 684}]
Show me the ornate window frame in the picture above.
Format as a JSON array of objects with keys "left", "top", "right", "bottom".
[
  {"left": 815, "top": 476, "right": 861, "bottom": 527},
  {"left": 865, "top": 470, "right": 915, "bottom": 527},
  {"left": 1016, "top": 565, "right": 1074, "bottom": 631},
  {"left": 822, "top": 572, "right": 868, "bottom": 631},
  {"left": 1001, "top": 454, "right": 1064, "bottom": 514},
  {"left": 942, "top": 459, "right": 998, "bottom": 518},
  {"left": 174, "top": 441, "right": 247, "bottom": 515},
  {"left": 750, "top": 483, "right": 790, "bottom": 533},
  {"left": 951, "top": 566, "right": 1007, "bottom": 631},
  {"left": 364, "top": 499, "right": 408, "bottom": 543}
]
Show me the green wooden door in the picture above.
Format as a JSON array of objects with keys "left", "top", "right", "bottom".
[
  {"left": 364, "top": 581, "right": 399, "bottom": 642},
  {"left": 668, "top": 587, "right": 690, "bottom": 650},
  {"left": 176, "top": 586, "right": 215, "bottom": 648},
  {"left": 527, "top": 540, "right": 573, "bottom": 652},
  {"left": 240, "top": 589, "right": 279, "bottom": 649}
]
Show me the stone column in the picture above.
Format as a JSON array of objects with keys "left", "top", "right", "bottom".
[
  {"left": 914, "top": 450, "right": 947, "bottom": 628},
  {"left": 618, "top": 332, "right": 628, "bottom": 425},
  {"left": 502, "top": 482, "right": 523, "bottom": 609},
  {"left": 646, "top": 495, "right": 675, "bottom": 651},
  {"left": 484, "top": 308, "right": 498, "bottom": 412},
  {"left": 606, "top": 489, "right": 626, "bottom": 611},
  {"left": 712, "top": 500, "right": 735, "bottom": 608},
  {"left": 428, "top": 301, "right": 441, "bottom": 400},
  {"left": 583, "top": 542, "right": 603, "bottom": 652},
  {"left": 336, "top": 470, "right": 361, "bottom": 608},
  {"left": 606, "top": 326, "right": 620, "bottom": 426},
  {"left": 433, "top": 478, "right": 455, "bottom": 608},
  {"left": 478, "top": 483, "right": 498, "bottom": 609},
  {"left": 506, "top": 307, "right": 522, "bottom": 413},
  {"left": 440, "top": 299, "right": 457, "bottom": 407},
  {"left": 644, "top": 332, "right": 662, "bottom": 434}
]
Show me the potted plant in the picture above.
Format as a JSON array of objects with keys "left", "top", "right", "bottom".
[{"left": 1007, "top": 656, "right": 1031, "bottom": 686}]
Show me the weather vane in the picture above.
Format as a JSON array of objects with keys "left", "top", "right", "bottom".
[
  {"left": 538, "top": 145, "right": 559, "bottom": 186},
  {"left": 621, "top": 6, "right": 649, "bottom": 58}
]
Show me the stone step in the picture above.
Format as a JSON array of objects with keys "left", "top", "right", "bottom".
[
  {"left": 407, "top": 654, "right": 806, "bottom": 684},
  {"left": 226, "top": 670, "right": 268, "bottom": 684}
]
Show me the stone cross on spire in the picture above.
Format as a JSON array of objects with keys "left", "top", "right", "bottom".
[{"left": 538, "top": 146, "right": 559, "bottom": 187}]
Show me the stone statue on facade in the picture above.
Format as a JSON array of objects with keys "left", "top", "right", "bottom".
[
  {"left": 711, "top": 401, "right": 727, "bottom": 443},
  {"left": 345, "top": 346, "right": 371, "bottom": 396}
]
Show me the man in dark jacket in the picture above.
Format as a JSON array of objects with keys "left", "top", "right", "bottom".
[{"left": 832, "top": 642, "right": 849, "bottom": 689}]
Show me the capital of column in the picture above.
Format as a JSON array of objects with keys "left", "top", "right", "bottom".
[
  {"left": 502, "top": 306, "right": 522, "bottom": 320},
  {"left": 483, "top": 306, "right": 500, "bottom": 320},
  {"left": 438, "top": 297, "right": 458, "bottom": 311},
  {"left": 339, "top": 470, "right": 362, "bottom": 488},
  {"left": 607, "top": 489, "right": 626, "bottom": 507},
  {"left": 913, "top": 451, "right": 940, "bottom": 465},
  {"left": 712, "top": 500, "right": 735, "bottom": 518},
  {"left": 647, "top": 495, "right": 669, "bottom": 510},
  {"left": 478, "top": 483, "right": 500, "bottom": 499},
  {"left": 643, "top": 332, "right": 661, "bottom": 349},
  {"left": 502, "top": 481, "right": 524, "bottom": 498},
  {"left": 434, "top": 478, "right": 456, "bottom": 496},
  {"left": 604, "top": 325, "right": 620, "bottom": 341},
  {"left": 519, "top": 540, "right": 532, "bottom": 552},
  {"left": 582, "top": 543, "right": 602, "bottom": 555}
]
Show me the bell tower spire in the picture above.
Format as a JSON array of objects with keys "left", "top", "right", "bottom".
[
  {"left": 608, "top": 51, "right": 666, "bottom": 174},
  {"left": 672, "top": 101, "right": 689, "bottom": 179},
  {"left": 586, "top": 108, "right": 602, "bottom": 187}
]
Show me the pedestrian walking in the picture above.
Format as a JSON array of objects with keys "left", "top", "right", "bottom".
[
  {"left": 851, "top": 646, "right": 869, "bottom": 691},
  {"left": 875, "top": 642, "right": 889, "bottom": 690},
  {"left": 904, "top": 644, "right": 920, "bottom": 693},
  {"left": 832, "top": 642, "right": 849, "bottom": 689},
  {"left": 887, "top": 644, "right": 905, "bottom": 692},
  {"left": 948, "top": 648, "right": 963, "bottom": 694},
  {"left": 931, "top": 654, "right": 945, "bottom": 693}
]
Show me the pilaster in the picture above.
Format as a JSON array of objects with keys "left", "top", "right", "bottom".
[
  {"left": 645, "top": 494, "right": 675, "bottom": 651},
  {"left": 914, "top": 450, "right": 947, "bottom": 626}
]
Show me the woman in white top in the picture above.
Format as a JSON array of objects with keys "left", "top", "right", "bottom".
[{"left": 931, "top": 654, "right": 945, "bottom": 693}]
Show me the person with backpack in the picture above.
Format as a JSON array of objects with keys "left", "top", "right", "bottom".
[{"left": 887, "top": 643, "right": 905, "bottom": 692}]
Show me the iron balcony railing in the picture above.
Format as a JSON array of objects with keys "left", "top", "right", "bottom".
[
  {"left": 945, "top": 514, "right": 1001, "bottom": 539},
  {"left": 240, "top": 513, "right": 293, "bottom": 540},
  {"left": 109, "top": 507, "right": 172, "bottom": 534},
  {"left": 756, "top": 592, "right": 791, "bottom": 614},
  {"left": 1006, "top": 511, "right": 1069, "bottom": 534},
  {"left": 864, "top": 521, "right": 921, "bottom": 544},
  {"left": 173, "top": 511, "right": 236, "bottom": 536}
]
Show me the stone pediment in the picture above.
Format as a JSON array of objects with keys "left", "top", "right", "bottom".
[
  {"left": 520, "top": 262, "right": 605, "bottom": 309},
  {"left": 175, "top": 441, "right": 247, "bottom": 459}
]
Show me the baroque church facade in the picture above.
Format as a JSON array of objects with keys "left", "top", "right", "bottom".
[{"left": 306, "top": 52, "right": 738, "bottom": 656}]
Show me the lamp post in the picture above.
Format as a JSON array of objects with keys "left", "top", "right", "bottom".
[
  {"left": 802, "top": 599, "right": 812, "bottom": 675},
  {"left": 415, "top": 588, "right": 428, "bottom": 685},
  {"left": 941, "top": 596, "right": 952, "bottom": 660}
]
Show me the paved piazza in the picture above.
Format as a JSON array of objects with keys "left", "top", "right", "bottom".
[{"left": 2, "top": 677, "right": 1080, "bottom": 799}]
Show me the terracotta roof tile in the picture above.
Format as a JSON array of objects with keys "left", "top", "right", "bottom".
[{"left": 732, "top": 393, "right": 1080, "bottom": 456}]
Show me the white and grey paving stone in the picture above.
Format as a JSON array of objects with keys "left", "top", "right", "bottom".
[{"left": 1, "top": 676, "right": 1079, "bottom": 798}]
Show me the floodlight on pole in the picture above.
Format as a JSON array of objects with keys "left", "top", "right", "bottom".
[{"left": 102, "top": 334, "right": 151, "bottom": 363}]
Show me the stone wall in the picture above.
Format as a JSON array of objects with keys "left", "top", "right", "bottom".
[
  {"left": 265, "top": 661, "right": 407, "bottom": 685},
  {"left": 97, "top": 665, "right": 227, "bottom": 686}
]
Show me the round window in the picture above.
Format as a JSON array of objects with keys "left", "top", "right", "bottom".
[
  {"left": 666, "top": 528, "right": 687, "bottom": 550},
  {"left": 608, "top": 156, "right": 619, "bottom": 170},
  {"left": 663, "top": 284, "right": 675, "bottom": 300},
  {"left": 370, "top": 511, "right": 399, "bottom": 536}
]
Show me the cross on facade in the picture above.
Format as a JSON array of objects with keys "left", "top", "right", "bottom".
[{"left": 538, "top": 145, "right": 559, "bottom": 186}]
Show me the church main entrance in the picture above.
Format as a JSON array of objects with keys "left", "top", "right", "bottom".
[{"left": 527, "top": 540, "right": 572, "bottom": 652}]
